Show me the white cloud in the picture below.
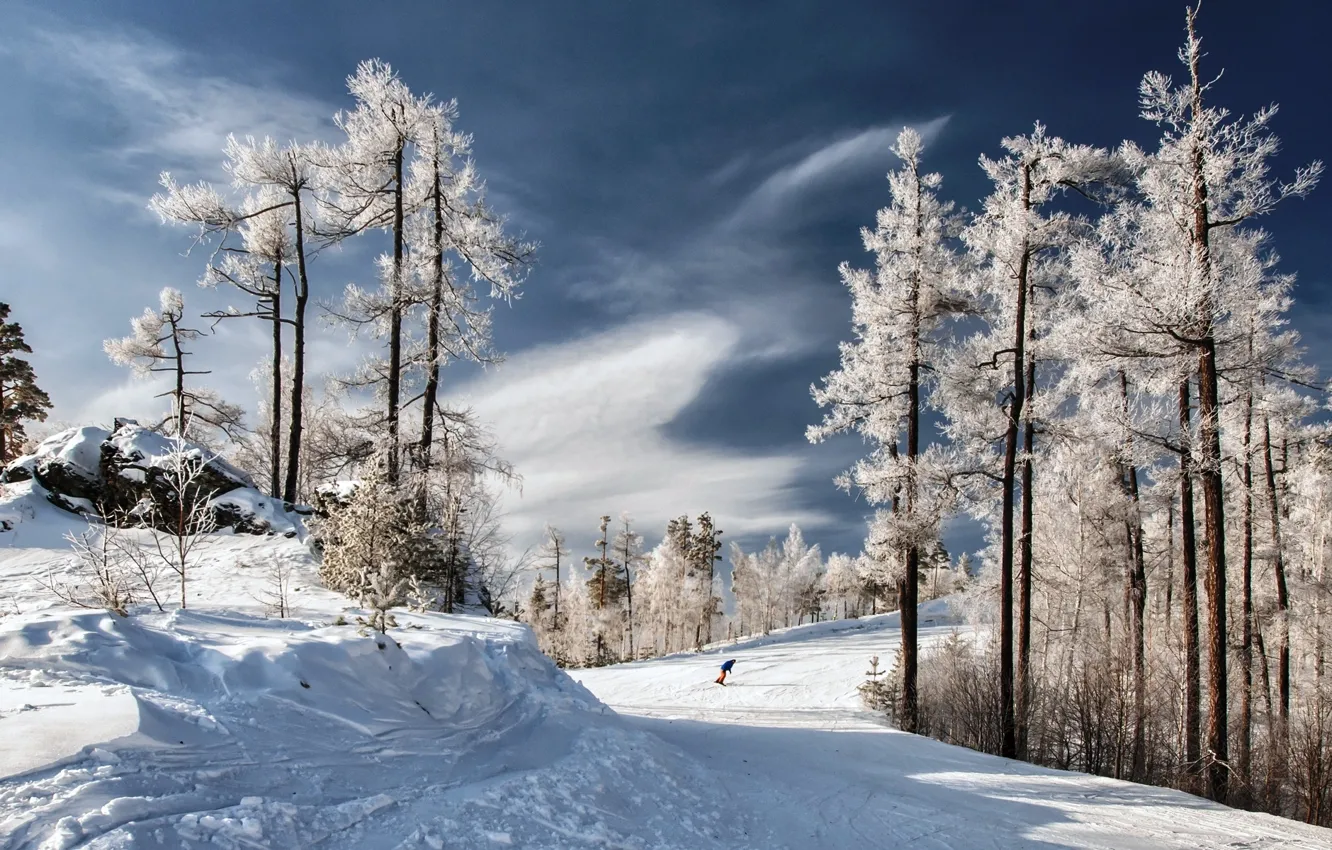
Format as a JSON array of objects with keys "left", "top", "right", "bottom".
[
  {"left": 726, "top": 115, "right": 951, "bottom": 230},
  {"left": 453, "top": 312, "right": 835, "bottom": 553},
  {"left": 1, "top": 20, "right": 338, "bottom": 183}
]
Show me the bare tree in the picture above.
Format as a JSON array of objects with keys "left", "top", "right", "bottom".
[
  {"left": 104, "top": 288, "right": 244, "bottom": 443},
  {"left": 44, "top": 521, "right": 138, "bottom": 616},
  {"left": 138, "top": 435, "right": 222, "bottom": 610}
]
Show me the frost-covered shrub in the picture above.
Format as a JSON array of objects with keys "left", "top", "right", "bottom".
[{"left": 310, "top": 456, "right": 442, "bottom": 600}]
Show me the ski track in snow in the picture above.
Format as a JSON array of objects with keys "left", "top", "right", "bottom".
[{"left": 573, "top": 606, "right": 1332, "bottom": 850}]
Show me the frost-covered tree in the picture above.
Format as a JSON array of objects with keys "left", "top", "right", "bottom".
[
  {"left": 105, "top": 288, "right": 243, "bottom": 443},
  {"left": 688, "top": 512, "right": 724, "bottom": 648},
  {"left": 822, "top": 552, "right": 867, "bottom": 619},
  {"left": 323, "top": 61, "right": 533, "bottom": 489},
  {"left": 322, "top": 60, "right": 433, "bottom": 482},
  {"left": 636, "top": 528, "right": 693, "bottom": 656},
  {"left": 537, "top": 524, "right": 570, "bottom": 628},
  {"left": 729, "top": 537, "right": 780, "bottom": 637},
  {"left": 811, "top": 126, "right": 961, "bottom": 733},
  {"left": 313, "top": 451, "right": 441, "bottom": 600},
  {"left": 0, "top": 303, "right": 52, "bottom": 463},
  {"left": 405, "top": 107, "right": 534, "bottom": 504},
  {"left": 548, "top": 572, "right": 597, "bottom": 667},
  {"left": 522, "top": 574, "right": 554, "bottom": 647},
  {"left": 1073, "top": 9, "right": 1320, "bottom": 801},
  {"left": 937, "top": 124, "right": 1111, "bottom": 757},
  {"left": 728, "top": 525, "right": 823, "bottom": 638},
  {"left": 778, "top": 523, "right": 823, "bottom": 628},
  {"left": 138, "top": 435, "right": 223, "bottom": 610},
  {"left": 151, "top": 136, "right": 325, "bottom": 501},
  {"left": 612, "top": 513, "right": 646, "bottom": 658},
  {"left": 583, "top": 515, "right": 628, "bottom": 663}
]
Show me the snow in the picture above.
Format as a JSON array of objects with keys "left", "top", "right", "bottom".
[
  {"left": 101, "top": 423, "right": 253, "bottom": 488},
  {"left": 10, "top": 426, "right": 110, "bottom": 483},
  {"left": 0, "top": 510, "right": 758, "bottom": 849},
  {"left": 572, "top": 604, "right": 1332, "bottom": 849},
  {"left": 207, "top": 488, "right": 305, "bottom": 537},
  {"left": 0, "top": 479, "right": 88, "bottom": 549},
  {"left": 0, "top": 678, "right": 139, "bottom": 780},
  {"left": 2, "top": 505, "right": 1329, "bottom": 848}
]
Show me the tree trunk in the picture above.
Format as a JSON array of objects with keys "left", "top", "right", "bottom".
[
  {"left": 997, "top": 165, "right": 1033, "bottom": 761},
  {"left": 900, "top": 206, "right": 923, "bottom": 732},
  {"left": 283, "top": 190, "right": 309, "bottom": 505},
  {"left": 269, "top": 259, "right": 283, "bottom": 498},
  {"left": 1187, "top": 21, "right": 1228, "bottom": 802},
  {"left": 1017, "top": 353, "right": 1035, "bottom": 759},
  {"left": 1179, "top": 380, "right": 1202, "bottom": 790},
  {"left": 171, "top": 316, "right": 187, "bottom": 436},
  {"left": 386, "top": 143, "right": 405, "bottom": 483},
  {"left": 1197, "top": 339, "right": 1229, "bottom": 804},
  {"left": 1262, "top": 417, "right": 1290, "bottom": 723},
  {"left": 1165, "top": 500, "right": 1175, "bottom": 627},
  {"left": 623, "top": 531, "right": 635, "bottom": 660},
  {"left": 417, "top": 168, "right": 446, "bottom": 518},
  {"left": 1121, "top": 372, "right": 1147, "bottom": 782},
  {"left": 1238, "top": 382, "right": 1255, "bottom": 795}
]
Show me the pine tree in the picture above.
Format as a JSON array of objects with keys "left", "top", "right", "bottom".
[
  {"left": 689, "top": 512, "right": 723, "bottom": 648},
  {"left": 0, "top": 303, "right": 52, "bottom": 463},
  {"left": 584, "top": 515, "right": 627, "bottom": 663}
]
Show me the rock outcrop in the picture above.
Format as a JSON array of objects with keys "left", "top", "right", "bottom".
[{"left": 0, "top": 422, "right": 304, "bottom": 536}]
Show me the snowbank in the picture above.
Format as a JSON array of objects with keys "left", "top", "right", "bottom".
[
  {"left": 0, "top": 492, "right": 767, "bottom": 849},
  {"left": 0, "top": 479, "right": 89, "bottom": 549},
  {"left": 0, "top": 605, "right": 761, "bottom": 848}
]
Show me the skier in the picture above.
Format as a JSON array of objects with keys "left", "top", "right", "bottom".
[{"left": 715, "top": 658, "right": 736, "bottom": 686}]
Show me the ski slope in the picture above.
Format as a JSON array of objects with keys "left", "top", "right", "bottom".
[{"left": 573, "top": 607, "right": 1332, "bottom": 850}]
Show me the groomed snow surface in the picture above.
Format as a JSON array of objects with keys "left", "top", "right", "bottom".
[{"left": 3, "top": 489, "right": 1330, "bottom": 849}]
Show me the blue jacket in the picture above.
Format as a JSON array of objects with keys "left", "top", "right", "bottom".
[{"left": 720, "top": 659, "right": 736, "bottom": 672}]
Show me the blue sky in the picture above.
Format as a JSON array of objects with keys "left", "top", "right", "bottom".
[{"left": 2, "top": 1, "right": 1329, "bottom": 561}]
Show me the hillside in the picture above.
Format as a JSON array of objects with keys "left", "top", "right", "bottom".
[{"left": 3, "top": 487, "right": 1331, "bottom": 848}]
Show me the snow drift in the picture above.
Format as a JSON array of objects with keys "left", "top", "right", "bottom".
[{"left": 0, "top": 606, "right": 757, "bottom": 849}]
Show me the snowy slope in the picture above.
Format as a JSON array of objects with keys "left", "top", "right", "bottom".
[
  {"left": 6, "top": 472, "right": 1330, "bottom": 850},
  {"left": 0, "top": 608, "right": 760, "bottom": 849},
  {"left": 0, "top": 494, "right": 762, "bottom": 849},
  {"left": 572, "top": 607, "right": 1332, "bottom": 850}
]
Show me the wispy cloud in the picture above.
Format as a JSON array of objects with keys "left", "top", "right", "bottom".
[
  {"left": 0, "top": 16, "right": 338, "bottom": 186},
  {"left": 455, "top": 312, "right": 836, "bottom": 552},
  {"left": 568, "top": 115, "right": 952, "bottom": 313},
  {"left": 726, "top": 115, "right": 951, "bottom": 231}
]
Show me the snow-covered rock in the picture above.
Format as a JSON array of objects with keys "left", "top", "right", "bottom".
[{"left": 0, "top": 423, "right": 302, "bottom": 537}]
